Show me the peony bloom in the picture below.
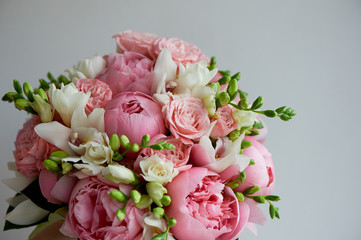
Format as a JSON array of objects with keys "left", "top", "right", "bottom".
[
  {"left": 97, "top": 52, "right": 154, "bottom": 96},
  {"left": 61, "top": 177, "right": 144, "bottom": 240},
  {"left": 150, "top": 37, "right": 208, "bottom": 65},
  {"left": 66, "top": 55, "right": 106, "bottom": 83},
  {"left": 104, "top": 92, "right": 166, "bottom": 157},
  {"left": 166, "top": 167, "right": 250, "bottom": 240},
  {"left": 76, "top": 78, "right": 112, "bottom": 113},
  {"left": 135, "top": 135, "right": 192, "bottom": 173},
  {"left": 210, "top": 105, "right": 238, "bottom": 139},
  {"left": 165, "top": 97, "right": 210, "bottom": 145},
  {"left": 14, "top": 116, "right": 59, "bottom": 178},
  {"left": 113, "top": 30, "right": 158, "bottom": 59}
]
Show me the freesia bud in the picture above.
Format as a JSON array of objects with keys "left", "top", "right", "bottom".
[
  {"left": 131, "top": 143, "right": 140, "bottom": 152},
  {"left": 141, "top": 134, "right": 150, "bottom": 146},
  {"left": 161, "top": 195, "right": 171, "bottom": 207},
  {"left": 135, "top": 195, "right": 153, "bottom": 209},
  {"left": 168, "top": 218, "right": 177, "bottom": 227},
  {"left": 109, "top": 134, "right": 121, "bottom": 151},
  {"left": 15, "top": 99, "right": 29, "bottom": 111},
  {"left": 109, "top": 190, "right": 128, "bottom": 203},
  {"left": 102, "top": 164, "right": 136, "bottom": 185},
  {"left": 120, "top": 135, "right": 131, "bottom": 149},
  {"left": 23, "top": 82, "right": 34, "bottom": 101},
  {"left": 29, "top": 94, "right": 54, "bottom": 123},
  {"left": 146, "top": 182, "right": 167, "bottom": 207},
  {"left": 152, "top": 207, "right": 164, "bottom": 218},
  {"left": 61, "top": 162, "right": 73, "bottom": 175},
  {"left": 116, "top": 208, "right": 126, "bottom": 221},
  {"left": 227, "top": 78, "right": 238, "bottom": 97},
  {"left": 218, "top": 92, "right": 230, "bottom": 106},
  {"left": 130, "top": 190, "right": 141, "bottom": 204},
  {"left": 43, "top": 159, "right": 60, "bottom": 173},
  {"left": 235, "top": 192, "right": 245, "bottom": 202}
]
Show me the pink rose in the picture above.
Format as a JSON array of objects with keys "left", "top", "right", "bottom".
[
  {"left": 76, "top": 78, "right": 112, "bottom": 113},
  {"left": 165, "top": 97, "right": 210, "bottom": 145},
  {"left": 210, "top": 105, "right": 238, "bottom": 139},
  {"left": 96, "top": 52, "right": 154, "bottom": 96},
  {"left": 220, "top": 138, "right": 275, "bottom": 196},
  {"left": 105, "top": 92, "right": 166, "bottom": 158},
  {"left": 14, "top": 116, "right": 59, "bottom": 178},
  {"left": 113, "top": 30, "right": 158, "bottom": 59},
  {"left": 150, "top": 37, "right": 208, "bottom": 65},
  {"left": 134, "top": 134, "right": 192, "bottom": 172},
  {"left": 166, "top": 167, "right": 250, "bottom": 240},
  {"left": 61, "top": 177, "right": 144, "bottom": 240}
]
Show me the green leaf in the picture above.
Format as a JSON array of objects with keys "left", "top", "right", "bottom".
[{"left": 275, "top": 207, "right": 280, "bottom": 219}]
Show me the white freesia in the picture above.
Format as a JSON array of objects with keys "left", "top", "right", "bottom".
[
  {"left": 66, "top": 54, "right": 106, "bottom": 83},
  {"left": 175, "top": 60, "right": 217, "bottom": 95},
  {"left": 49, "top": 83, "right": 90, "bottom": 126},
  {"left": 5, "top": 199, "right": 49, "bottom": 225},
  {"left": 29, "top": 94, "right": 54, "bottom": 123},
  {"left": 152, "top": 48, "right": 177, "bottom": 95},
  {"left": 141, "top": 213, "right": 175, "bottom": 240},
  {"left": 198, "top": 122, "right": 250, "bottom": 173},
  {"left": 140, "top": 155, "right": 179, "bottom": 185},
  {"left": 102, "top": 163, "right": 136, "bottom": 185},
  {"left": 233, "top": 109, "right": 257, "bottom": 129}
]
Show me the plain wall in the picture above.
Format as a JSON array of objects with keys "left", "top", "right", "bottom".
[{"left": 0, "top": 0, "right": 360, "bottom": 239}]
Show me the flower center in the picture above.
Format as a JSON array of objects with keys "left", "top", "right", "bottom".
[{"left": 122, "top": 100, "right": 143, "bottom": 114}]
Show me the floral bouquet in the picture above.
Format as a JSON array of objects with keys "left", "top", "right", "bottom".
[{"left": 2, "top": 30, "right": 295, "bottom": 240}]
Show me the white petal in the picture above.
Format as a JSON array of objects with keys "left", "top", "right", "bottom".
[
  {"left": 6, "top": 194, "right": 27, "bottom": 207},
  {"left": 5, "top": 199, "right": 49, "bottom": 225},
  {"left": 88, "top": 108, "right": 105, "bottom": 132},
  {"left": 152, "top": 48, "right": 177, "bottom": 94},
  {"left": 7, "top": 162, "right": 16, "bottom": 171},
  {"left": 2, "top": 173, "right": 36, "bottom": 193},
  {"left": 71, "top": 106, "right": 90, "bottom": 130},
  {"left": 34, "top": 122, "right": 75, "bottom": 155}
]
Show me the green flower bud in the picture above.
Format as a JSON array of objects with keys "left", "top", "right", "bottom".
[
  {"left": 131, "top": 143, "right": 140, "bottom": 152},
  {"left": 235, "top": 192, "right": 245, "bottom": 202},
  {"left": 130, "top": 190, "right": 141, "bottom": 204},
  {"left": 265, "top": 195, "right": 281, "bottom": 202},
  {"left": 275, "top": 106, "right": 287, "bottom": 114},
  {"left": 120, "top": 135, "right": 131, "bottom": 149},
  {"left": 249, "top": 159, "right": 255, "bottom": 165},
  {"left": 50, "top": 150, "right": 68, "bottom": 163},
  {"left": 43, "top": 159, "right": 60, "bottom": 173},
  {"left": 229, "top": 129, "right": 241, "bottom": 141},
  {"left": 243, "top": 186, "right": 261, "bottom": 195},
  {"left": 227, "top": 78, "right": 238, "bottom": 97},
  {"left": 252, "top": 196, "right": 266, "bottom": 204},
  {"left": 36, "top": 88, "right": 48, "bottom": 101},
  {"left": 162, "top": 143, "right": 176, "bottom": 150},
  {"left": 209, "top": 82, "right": 220, "bottom": 95},
  {"left": 141, "top": 134, "right": 151, "bottom": 146},
  {"left": 264, "top": 110, "right": 277, "bottom": 118},
  {"left": 23, "top": 82, "right": 34, "bottom": 102},
  {"left": 218, "top": 92, "right": 230, "bottom": 106},
  {"left": 168, "top": 218, "right": 177, "bottom": 227},
  {"left": 146, "top": 182, "right": 167, "bottom": 207},
  {"left": 2, "top": 92, "right": 17, "bottom": 102},
  {"left": 231, "top": 72, "right": 241, "bottom": 81},
  {"left": 15, "top": 99, "right": 29, "bottom": 111},
  {"left": 153, "top": 207, "right": 165, "bottom": 218},
  {"left": 109, "top": 134, "right": 121, "bottom": 151},
  {"left": 61, "top": 162, "right": 73, "bottom": 175},
  {"left": 161, "top": 195, "right": 171, "bottom": 207},
  {"left": 152, "top": 232, "right": 167, "bottom": 240},
  {"left": 109, "top": 190, "right": 128, "bottom": 203},
  {"left": 239, "top": 98, "right": 249, "bottom": 109},
  {"left": 30, "top": 94, "right": 54, "bottom": 122},
  {"left": 241, "top": 140, "right": 252, "bottom": 149},
  {"left": 150, "top": 143, "right": 164, "bottom": 150},
  {"left": 226, "top": 182, "right": 239, "bottom": 189},
  {"left": 39, "top": 79, "right": 50, "bottom": 91},
  {"left": 218, "top": 76, "right": 231, "bottom": 85},
  {"left": 13, "top": 79, "right": 23, "bottom": 94},
  {"left": 269, "top": 203, "right": 276, "bottom": 219},
  {"left": 116, "top": 208, "right": 126, "bottom": 221},
  {"left": 218, "top": 70, "right": 231, "bottom": 76},
  {"left": 135, "top": 195, "right": 153, "bottom": 209},
  {"left": 251, "top": 96, "right": 264, "bottom": 110}
]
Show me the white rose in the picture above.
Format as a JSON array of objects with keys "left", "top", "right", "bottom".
[
  {"left": 232, "top": 109, "right": 257, "bottom": 129},
  {"left": 49, "top": 83, "right": 90, "bottom": 126},
  {"left": 140, "top": 155, "right": 179, "bottom": 185},
  {"left": 66, "top": 55, "right": 106, "bottom": 83}
]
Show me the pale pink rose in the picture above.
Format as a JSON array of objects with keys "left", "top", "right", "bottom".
[
  {"left": 134, "top": 134, "right": 192, "bottom": 172},
  {"left": 166, "top": 167, "right": 250, "bottom": 240},
  {"left": 105, "top": 92, "right": 166, "bottom": 158},
  {"left": 113, "top": 30, "right": 158, "bottom": 59},
  {"left": 150, "top": 37, "right": 208, "bottom": 65},
  {"left": 220, "top": 137, "right": 274, "bottom": 196},
  {"left": 76, "top": 78, "right": 112, "bottom": 113},
  {"left": 39, "top": 169, "right": 78, "bottom": 204},
  {"left": 14, "top": 116, "right": 59, "bottom": 178},
  {"left": 61, "top": 177, "right": 144, "bottom": 240},
  {"left": 165, "top": 97, "right": 210, "bottom": 145},
  {"left": 96, "top": 52, "right": 154, "bottom": 96},
  {"left": 210, "top": 105, "right": 238, "bottom": 139}
]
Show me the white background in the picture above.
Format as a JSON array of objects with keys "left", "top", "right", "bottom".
[{"left": 0, "top": 0, "right": 360, "bottom": 239}]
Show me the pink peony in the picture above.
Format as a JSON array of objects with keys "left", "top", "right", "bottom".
[
  {"left": 166, "top": 167, "right": 250, "bottom": 240},
  {"left": 150, "top": 37, "right": 208, "bottom": 65},
  {"left": 76, "top": 78, "right": 112, "bottom": 113},
  {"left": 134, "top": 134, "right": 192, "bottom": 172},
  {"left": 96, "top": 52, "right": 154, "bottom": 96},
  {"left": 113, "top": 30, "right": 158, "bottom": 59},
  {"left": 210, "top": 105, "right": 238, "bottom": 139},
  {"left": 61, "top": 177, "right": 144, "bottom": 240},
  {"left": 104, "top": 92, "right": 166, "bottom": 158},
  {"left": 165, "top": 97, "right": 210, "bottom": 145},
  {"left": 14, "top": 116, "right": 59, "bottom": 178},
  {"left": 220, "top": 138, "right": 275, "bottom": 196}
]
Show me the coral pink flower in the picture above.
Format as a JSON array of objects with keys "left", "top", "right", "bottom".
[
  {"left": 166, "top": 167, "right": 250, "bottom": 240},
  {"left": 113, "top": 30, "right": 158, "bottom": 59},
  {"left": 61, "top": 177, "right": 144, "bottom": 240},
  {"left": 165, "top": 97, "right": 210, "bottom": 145},
  {"left": 14, "top": 116, "right": 59, "bottom": 178},
  {"left": 210, "top": 105, "right": 238, "bottom": 139},
  {"left": 151, "top": 38, "right": 208, "bottom": 65},
  {"left": 76, "top": 78, "right": 112, "bottom": 113},
  {"left": 97, "top": 52, "right": 154, "bottom": 96}
]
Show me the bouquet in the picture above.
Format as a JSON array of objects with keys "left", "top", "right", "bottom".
[{"left": 2, "top": 30, "right": 295, "bottom": 240}]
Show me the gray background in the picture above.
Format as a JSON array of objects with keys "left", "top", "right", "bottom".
[{"left": 1, "top": 0, "right": 360, "bottom": 239}]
